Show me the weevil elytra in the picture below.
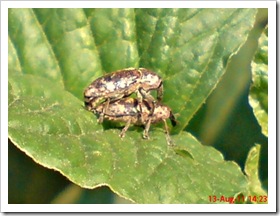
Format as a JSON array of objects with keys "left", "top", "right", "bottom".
[
  {"left": 84, "top": 68, "right": 163, "bottom": 123},
  {"left": 95, "top": 98, "right": 176, "bottom": 145}
]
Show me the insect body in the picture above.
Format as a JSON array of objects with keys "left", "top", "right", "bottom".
[
  {"left": 95, "top": 98, "right": 176, "bottom": 145},
  {"left": 84, "top": 68, "right": 163, "bottom": 123}
]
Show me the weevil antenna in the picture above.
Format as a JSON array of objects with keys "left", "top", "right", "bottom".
[{"left": 169, "top": 111, "right": 177, "bottom": 127}]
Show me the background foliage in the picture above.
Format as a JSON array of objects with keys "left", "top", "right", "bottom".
[{"left": 8, "top": 8, "right": 268, "bottom": 204}]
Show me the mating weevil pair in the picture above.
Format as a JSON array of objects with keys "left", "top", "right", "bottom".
[
  {"left": 84, "top": 68, "right": 176, "bottom": 144},
  {"left": 84, "top": 68, "right": 163, "bottom": 123}
]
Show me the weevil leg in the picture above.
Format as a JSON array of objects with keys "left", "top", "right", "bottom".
[
  {"left": 143, "top": 118, "right": 152, "bottom": 139},
  {"left": 139, "top": 88, "right": 156, "bottom": 119},
  {"left": 98, "top": 99, "right": 110, "bottom": 124},
  {"left": 163, "top": 119, "right": 174, "bottom": 146},
  {"left": 119, "top": 119, "right": 131, "bottom": 138},
  {"left": 136, "top": 91, "right": 144, "bottom": 122},
  {"left": 157, "top": 82, "right": 164, "bottom": 102},
  {"left": 149, "top": 101, "right": 156, "bottom": 117},
  {"left": 139, "top": 88, "right": 156, "bottom": 103}
]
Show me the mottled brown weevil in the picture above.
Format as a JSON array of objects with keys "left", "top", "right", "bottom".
[
  {"left": 84, "top": 68, "right": 163, "bottom": 123},
  {"left": 95, "top": 98, "right": 176, "bottom": 145}
]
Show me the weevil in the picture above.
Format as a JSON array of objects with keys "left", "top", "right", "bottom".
[
  {"left": 84, "top": 68, "right": 163, "bottom": 123},
  {"left": 94, "top": 98, "right": 176, "bottom": 145}
]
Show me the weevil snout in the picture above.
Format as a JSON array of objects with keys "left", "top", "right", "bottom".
[{"left": 169, "top": 111, "right": 177, "bottom": 127}]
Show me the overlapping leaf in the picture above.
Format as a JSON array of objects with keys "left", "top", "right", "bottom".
[
  {"left": 249, "top": 26, "right": 268, "bottom": 137},
  {"left": 244, "top": 145, "right": 268, "bottom": 204}
]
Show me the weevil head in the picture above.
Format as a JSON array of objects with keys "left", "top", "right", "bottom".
[
  {"left": 153, "top": 104, "right": 177, "bottom": 127},
  {"left": 84, "top": 86, "right": 103, "bottom": 111},
  {"left": 84, "top": 95, "right": 100, "bottom": 111},
  {"left": 152, "top": 104, "right": 171, "bottom": 122},
  {"left": 139, "top": 68, "right": 162, "bottom": 91}
]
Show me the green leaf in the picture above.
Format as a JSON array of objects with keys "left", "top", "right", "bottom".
[
  {"left": 249, "top": 26, "right": 268, "bottom": 137},
  {"left": 136, "top": 9, "right": 257, "bottom": 132},
  {"left": 244, "top": 145, "right": 268, "bottom": 204},
  {"left": 8, "top": 8, "right": 257, "bottom": 203},
  {"left": 9, "top": 74, "right": 247, "bottom": 203}
]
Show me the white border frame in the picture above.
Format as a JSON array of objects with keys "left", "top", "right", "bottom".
[{"left": 1, "top": 1, "right": 276, "bottom": 212}]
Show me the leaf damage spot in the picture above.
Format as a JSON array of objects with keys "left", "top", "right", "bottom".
[{"left": 173, "top": 147, "right": 194, "bottom": 160}]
